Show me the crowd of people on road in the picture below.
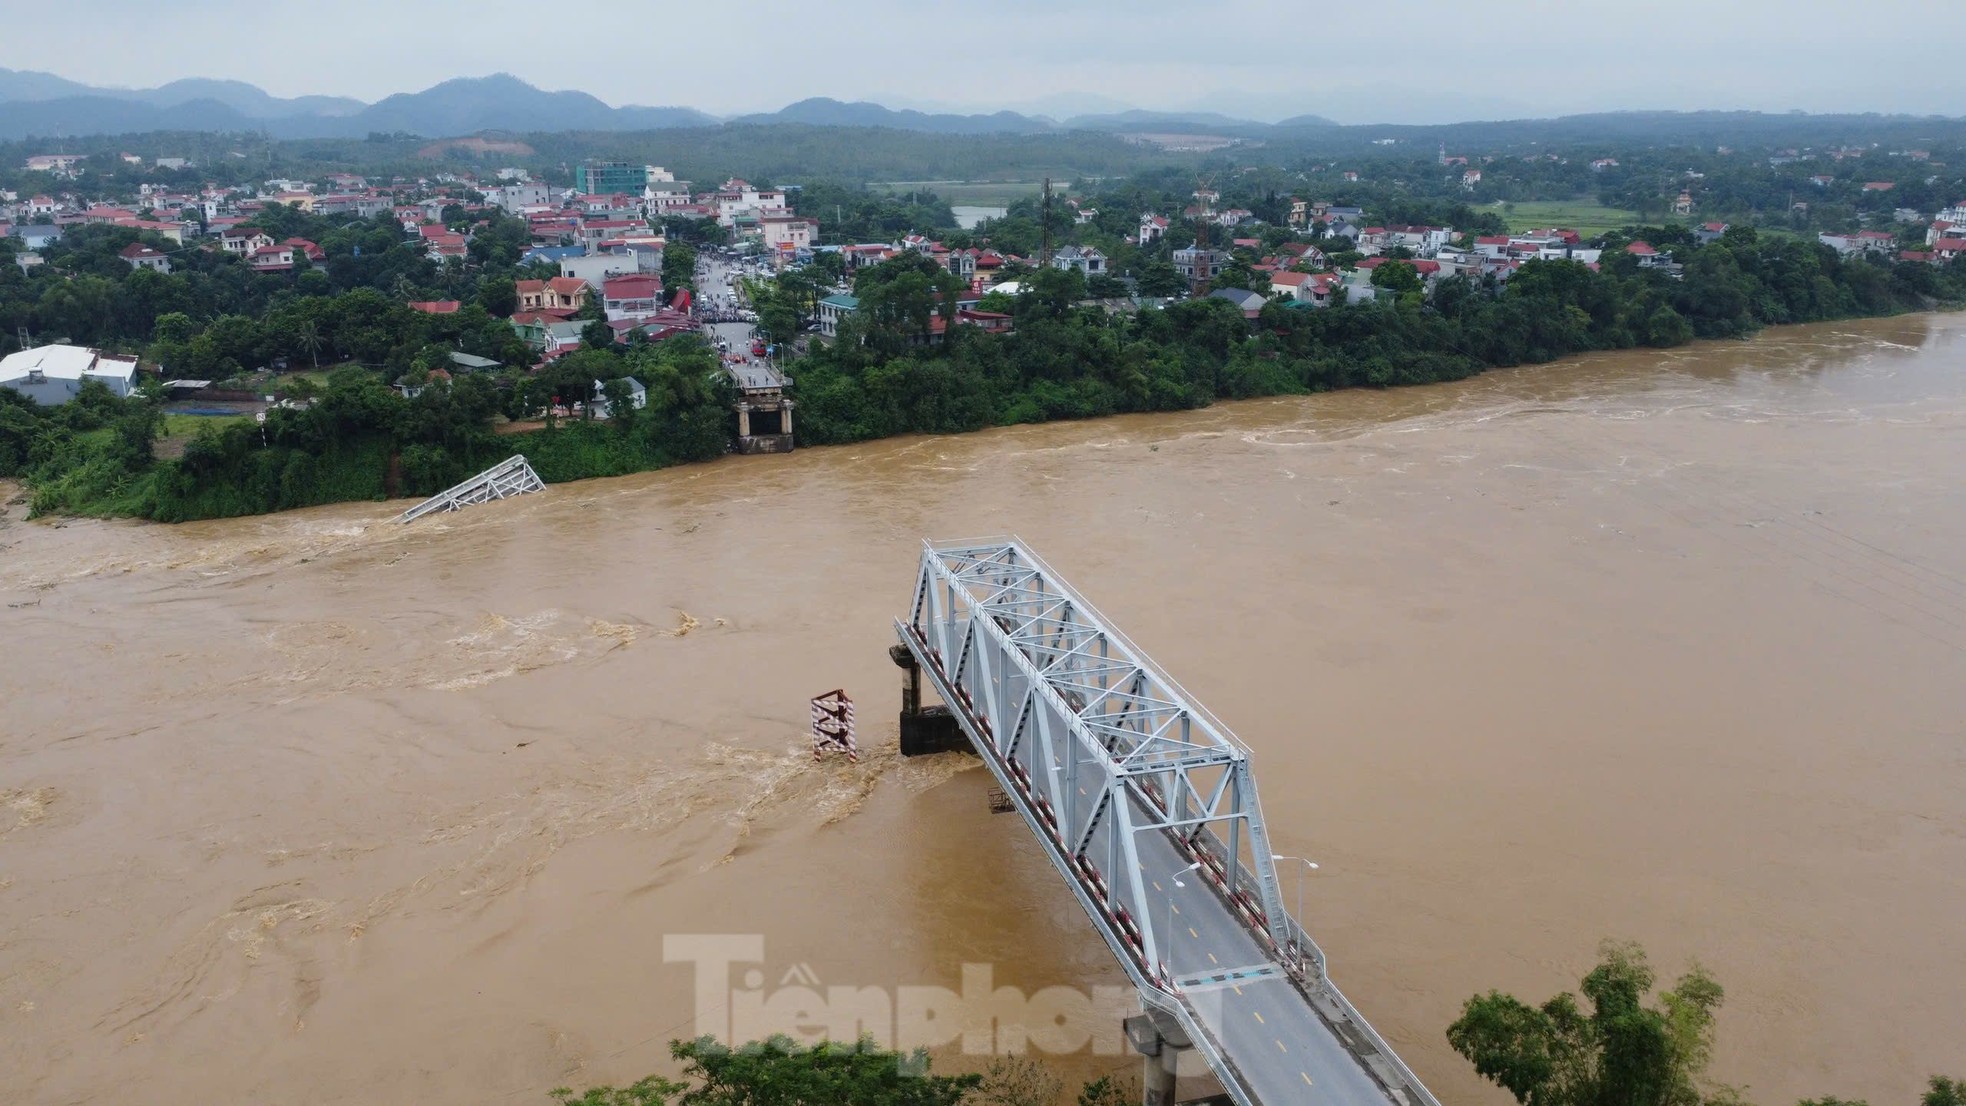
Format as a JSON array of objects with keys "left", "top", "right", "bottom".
[{"left": 689, "top": 248, "right": 786, "bottom": 371}]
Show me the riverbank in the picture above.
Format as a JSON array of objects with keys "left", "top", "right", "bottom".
[{"left": 9, "top": 293, "right": 1964, "bottom": 525}]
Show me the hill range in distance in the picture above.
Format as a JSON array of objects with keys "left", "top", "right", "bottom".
[
  {"left": 0, "top": 69, "right": 1336, "bottom": 142},
  {"left": 0, "top": 68, "right": 1957, "bottom": 146}
]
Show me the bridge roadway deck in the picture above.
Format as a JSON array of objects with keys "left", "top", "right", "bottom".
[
  {"left": 725, "top": 360, "right": 785, "bottom": 391},
  {"left": 902, "top": 624, "right": 1408, "bottom": 1106},
  {"left": 1118, "top": 787, "right": 1392, "bottom": 1106}
]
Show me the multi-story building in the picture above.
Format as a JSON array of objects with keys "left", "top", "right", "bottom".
[
  {"left": 601, "top": 274, "right": 663, "bottom": 322},
  {"left": 711, "top": 179, "right": 788, "bottom": 228},
  {"left": 516, "top": 277, "right": 590, "bottom": 314},
  {"left": 760, "top": 214, "right": 817, "bottom": 253},
  {"left": 574, "top": 162, "right": 651, "bottom": 196},
  {"left": 1051, "top": 245, "right": 1106, "bottom": 275},
  {"left": 1173, "top": 246, "right": 1230, "bottom": 287}
]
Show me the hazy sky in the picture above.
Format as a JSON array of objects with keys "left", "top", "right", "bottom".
[{"left": 8, "top": 0, "right": 1965, "bottom": 124}]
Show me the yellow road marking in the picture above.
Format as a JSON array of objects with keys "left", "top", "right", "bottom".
[
  {"left": 1172, "top": 904, "right": 1181, "bottom": 916},
  {"left": 1207, "top": 952, "right": 1218, "bottom": 964},
  {"left": 1232, "top": 985, "right": 1243, "bottom": 996},
  {"left": 1252, "top": 1011, "right": 1265, "bottom": 1025},
  {"left": 1302, "top": 1073, "right": 1314, "bottom": 1086},
  {"left": 1152, "top": 881, "right": 1162, "bottom": 892},
  {"left": 1189, "top": 926, "right": 1198, "bottom": 939},
  {"left": 1276, "top": 1039, "right": 1288, "bottom": 1053}
]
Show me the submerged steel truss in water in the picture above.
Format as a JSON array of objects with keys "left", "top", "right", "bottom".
[
  {"left": 895, "top": 537, "right": 1440, "bottom": 1106},
  {"left": 398, "top": 455, "right": 545, "bottom": 524}
]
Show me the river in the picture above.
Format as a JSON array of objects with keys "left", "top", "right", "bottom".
[
  {"left": 952, "top": 205, "right": 1009, "bottom": 229},
  {"left": 2, "top": 314, "right": 1962, "bottom": 1105}
]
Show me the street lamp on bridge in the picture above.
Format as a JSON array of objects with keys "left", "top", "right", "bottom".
[
  {"left": 1273, "top": 855, "right": 1320, "bottom": 976},
  {"left": 1161, "top": 860, "right": 1201, "bottom": 987}
]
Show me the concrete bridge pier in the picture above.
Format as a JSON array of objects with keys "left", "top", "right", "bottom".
[
  {"left": 1125, "top": 1011, "right": 1195, "bottom": 1106},
  {"left": 888, "top": 644, "right": 966, "bottom": 756}
]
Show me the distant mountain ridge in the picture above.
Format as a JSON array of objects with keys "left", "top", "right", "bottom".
[
  {"left": 0, "top": 70, "right": 1287, "bottom": 142},
  {"left": 0, "top": 70, "right": 718, "bottom": 141},
  {"left": 1057, "top": 108, "right": 1336, "bottom": 136},
  {"left": 5, "top": 69, "right": 1939, "bottom": 148},
  {"left": 727, "top": 97, "right": 1054, "bottom": 135},
  {"left": 0, "top": 68, "right": 366, "bottom": 119}
]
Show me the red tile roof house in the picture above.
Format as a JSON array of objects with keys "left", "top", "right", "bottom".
[
  {"left": 248, "top": 243, "right": 296, "bottom": 272},
  {"left": 1269, "top": 270, "right": 1316, "bottom": 300},
  {"left": 1933, "top": 238, "right": 1966, "bottom": 262},
  {"left": 601, "top": 274, "right": 663, "bottom": 322},
  {"left": 119, "top": 243, "right": 172, "bottom": 273}
]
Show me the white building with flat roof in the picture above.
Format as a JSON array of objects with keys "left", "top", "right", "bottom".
[{"left": 0, "top": 344, "right": 140, "bottom": 404}]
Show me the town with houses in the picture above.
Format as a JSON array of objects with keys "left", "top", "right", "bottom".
[{"left": 4, "top": 145, "right": 1966, "bottom": 425}]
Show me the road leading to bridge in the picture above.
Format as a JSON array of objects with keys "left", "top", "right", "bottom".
[{"left": 897, "top": 538, "right": 1439, "bottom": 1106}]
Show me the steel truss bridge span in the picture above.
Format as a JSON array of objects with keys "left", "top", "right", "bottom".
[{"left": 895, "top": 539, "right": 1440, "bottom": 1106}]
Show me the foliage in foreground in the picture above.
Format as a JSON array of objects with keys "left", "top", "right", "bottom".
[
  {"left": 1450, "top": 941, "right": 1962, "bottom": 1106},
  {"left": 1448, "top": 940, "right": 1732, "bottom": 1106},
  {"left": 549, "top": 1036, "right": 1143, "bottom": 1106}
]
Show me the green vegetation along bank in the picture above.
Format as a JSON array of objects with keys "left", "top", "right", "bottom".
[
  {"left": 550, "top": 944, "right": 1960, "bottom": 1106},
  {"left": 6, "top": 223, "right": 1966, "bottom": 523}
]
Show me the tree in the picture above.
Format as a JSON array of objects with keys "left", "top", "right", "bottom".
[
  {"left": 663, "top": 242, "right": 698, "bottom": 295},
  {"left": 1370, "top": 260, "right": 1423, "bottom": 295},
  {"left": 294, "top": 318, "right": 325, "bottom": 370},
  {"left": 670, "top": 1035, "right": 977, "bottom": 1105},
  {"left": 480, "top": 277, "right": 518, "bottom": 317},
  {"left": 966, "top": 1056, "right": 1060, "bottom": 1106},
  {"left": 582, "top": 316, "right": 618, "bottom": 351},
  {"left": 1086, "top": 273, "right": 1129, "bottom": 298},
  {"left": 603, "top": 377, "right": 640, "bottom": 433},
  {"left": 1075, "top": 1076, "right": 1135, "bottom": 1106},
  {"left": 1137, "top": 260, "right": 1185, "bottom": 297},
  {"left": 279, "top": 376, "right": 318, "bottom": 405},
  {"left": 1447, "top": 941, "right": 1732, "bottom": 1106},
  {"left": 552, "top": 1077, "right": 684, "bottom": 1106}
]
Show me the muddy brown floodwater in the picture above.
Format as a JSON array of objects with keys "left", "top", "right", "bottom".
[{"left": 2, "top": 314, "right": 1963, "bottom": 1106}]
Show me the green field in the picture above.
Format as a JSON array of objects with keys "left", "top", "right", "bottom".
[
  {"left": 1495, "top": 200, "right": 1646, "bottom": 236},
  {"left": 161, "top": 413, "right": 251, "bottom": 437},
  {"left": 871, "top": 180, "right": 1047, "bottom": 206}
]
